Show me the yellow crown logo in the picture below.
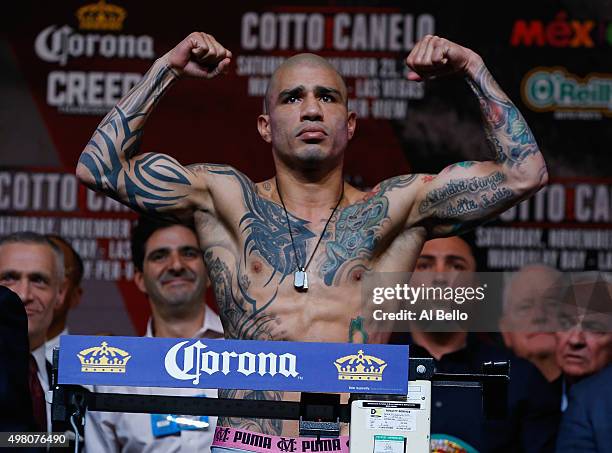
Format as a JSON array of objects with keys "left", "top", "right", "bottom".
[
  {"left": 77, "top": 341, "right": 131, "bottom": 373},
  {"left": 334, "top": 350, "right": 387, "bottom": 381},
  {"left": 76, "top": 0, "right": 127, "bottom": 31}
]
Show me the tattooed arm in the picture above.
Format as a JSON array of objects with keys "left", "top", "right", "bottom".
[
  {"left": 75, "top": 32, "right": 232, "bottom": 218},
  {"left": 405, "top": 35, "right": 548, "bottom": 237}
]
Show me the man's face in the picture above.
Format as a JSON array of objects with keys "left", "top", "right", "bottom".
[
  {"left": 501, "top": 267, "right": 560, "bottom": 360},
  {"left": 554, "top": 278, "right": 612, "bottom": 379},
  {"left": 0, "top": 243, "right": 64, "bottom": 344},
  {"left": 411, "top": 237, "right": 477, "bottom": 328},
  {"left": 134, "top": 225, "right": 206, "bottom": 307},
  {"left": 555, "top": 309, "right": 612, "bottom": 379},
  {"left": 259, "top": 63, "right": 356, "bottom": 168},
  {"left": 414, "top": 236, "right": 476, "bottom": 279}
]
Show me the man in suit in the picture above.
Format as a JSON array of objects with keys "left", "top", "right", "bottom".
[
  {"left": 556, "top": 364, "right": 612, "bottom": 452},
  {"left": 390, "top": 236, "right": 561, "bottom": 452},
  {"left": 0, "top": 285, "right": 36, "bottom": 431},
  {"left": 0, "top": 232, "right": 66, "bottom": 433},
  {"left": 555, "top": 274, "right": 612, "bottom": 411}
]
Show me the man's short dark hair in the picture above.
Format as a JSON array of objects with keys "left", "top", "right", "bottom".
[
  {"left": 130, "top": 216, "right": 198, "bottom": 271},
  {"left": 458, "top": 230, "right": 482, "bottom": 272},
  {"left": 47, "top": 234, "right": 84, "bottom": 286}
]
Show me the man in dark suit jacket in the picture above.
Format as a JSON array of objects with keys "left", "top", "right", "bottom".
[
  {"left": 390, "top": 236, "right": 561, "bottom": 452},
  {"left": 556, "top": 364, "right": 612, "bottom": 452},
  {"left": 0, "top": 232, "right": 67, "bottom": 434},
  {"left": 0, "top": 285, "right": 36, "bottom": 431}
]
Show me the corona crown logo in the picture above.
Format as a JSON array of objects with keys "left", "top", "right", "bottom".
[
  {"left": 334, "top": 349, "right": 387, "bottom": 381},
  {"left": 77, "top": 341, "right": 131, "bottom": 373},
  {"left": 76, "top": 0, "right": 127, "bottom": 31}
]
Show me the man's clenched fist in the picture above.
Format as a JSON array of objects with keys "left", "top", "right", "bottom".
[
  {"left": 405, "top": 35, "right": 482, "bottom": 81},
  {"left": 165, "top": 32, "right": 232, "bottom": 78}
]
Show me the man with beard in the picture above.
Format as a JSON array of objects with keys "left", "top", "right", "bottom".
[
  {"left": 84, "top": 217, "right": 224, "bottom": 453},
  {"left": 390, "top": 236, "right": 561, "bottom": 452}
]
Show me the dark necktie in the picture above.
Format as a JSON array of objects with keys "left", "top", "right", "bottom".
[{"left": 28, "top": 354, "right": 47, "bottom": 432}]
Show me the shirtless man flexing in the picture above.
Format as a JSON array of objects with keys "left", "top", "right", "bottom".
[{"left": 76, "top": 32, "right": 548, "bottom": 438}]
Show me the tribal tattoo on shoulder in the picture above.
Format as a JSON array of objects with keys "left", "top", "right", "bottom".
[{"left": 78, "top": 61, "right": 194, "bottom": 215}]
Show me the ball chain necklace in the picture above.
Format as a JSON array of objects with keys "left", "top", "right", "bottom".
[{"left": 276, "top": 177, "right": 344, "bottom": 292}]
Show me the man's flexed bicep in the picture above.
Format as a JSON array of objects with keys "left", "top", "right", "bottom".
[
  {"left": 76, "top": 32, "right": 232, "bottom": 218},
  {"left": 77, "top": 147, "right": 207, "bottom": 218},
  {"left": 410, "top": 161, "right": 532, "bottom": 237},
  {"left": 404, "top": 35, "right": 548, "bottom": 237}
]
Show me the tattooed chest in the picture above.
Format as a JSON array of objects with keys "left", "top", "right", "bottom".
[
  {"left": 202, "top": 197, "right": 390, "bottom": 339},
  {"left": 200, "top": 167, "right": 403, "bottom": 290},
  {"left": 240, "top": 195, "right": 390, "bottom": 287},
  {"left": 318, "top": 198, "right": 389, "bottom": 285},
  {"left": 204, "top": 249, "right": 283, "bottom": 340}
]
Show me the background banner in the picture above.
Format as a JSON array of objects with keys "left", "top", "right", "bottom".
[{"left": 2, "top": 0, "right": 610, "bottom": 334}]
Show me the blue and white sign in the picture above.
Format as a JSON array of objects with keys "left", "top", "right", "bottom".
[{"left": 58, "top": 335, "right": 409, "bottom": 394}]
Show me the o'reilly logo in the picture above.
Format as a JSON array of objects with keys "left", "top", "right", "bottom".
[
  {"left": 164, "top": 340, "right": 299, "bottom": 385},
  {"left": 522, "top": 67, "right": 612, "bottom": 115}
]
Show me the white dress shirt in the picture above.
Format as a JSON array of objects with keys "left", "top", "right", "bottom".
[{"left": 84, "top": 305, "right": 224, "bottom": 453}]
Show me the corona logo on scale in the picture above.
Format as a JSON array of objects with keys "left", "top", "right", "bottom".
[
  {"left": 334, "top": 349, "right": 387, "bottom": 381},
  {"left": 77, "top": 341, "right": 131, "bottom": 373}
]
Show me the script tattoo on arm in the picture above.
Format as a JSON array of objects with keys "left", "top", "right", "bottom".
[
  {"left": 415, "top": 63, "right": 548, "bottom": 237},
  {"left": 320, "top": 175, "right": 417, "bottom": 285},
  {"left": 76, "top": 58, "right": 202, "bottom": 218}
]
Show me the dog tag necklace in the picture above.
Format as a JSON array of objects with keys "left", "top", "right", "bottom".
[{"left": 276, "top": 177, "right": 344, "bottom": 292}]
